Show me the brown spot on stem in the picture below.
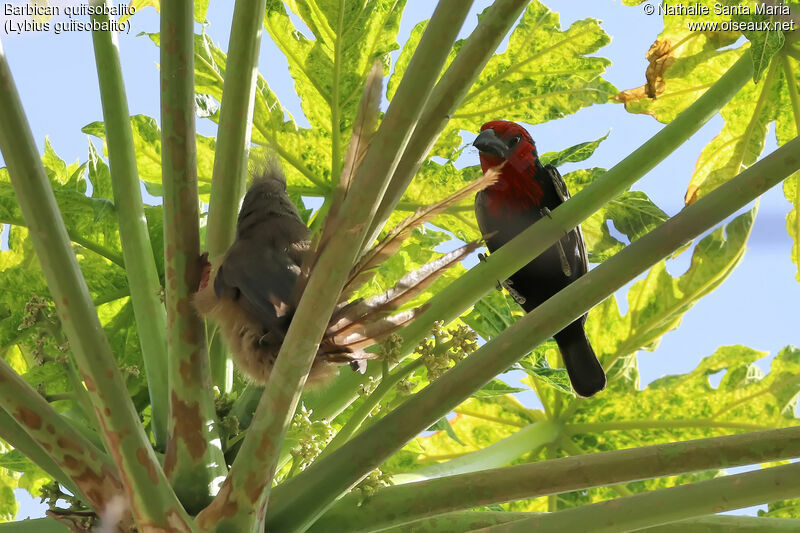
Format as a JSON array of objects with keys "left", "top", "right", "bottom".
[
  {"left": 136, "top": 447, "right": 159, "bottom": 484},
  {"left": 47, "top": 424, "right": 55, "bottom": 434},
  {"left": 169, "top": 391, "right": 208, "bottom": 460},
  {"left": 57, "top": 436, "right": 83, "bottom": 455},
  {"left": 245, "top": 471, "right": 266, "bottom": 504},
  {"left": 83, "top": 375, "right": 96, "bottom": 392},
  {"left": 15, "top": 406, "right": 42, "bottom": 430},
  {"left": 164, "top": 434, "right": 177, "bottom": 477},
  {"left": 62, "top": 455, "right": 79, "bottom": 470},
  {"left": 71, "top": 463, "right": 125, "bottom": 516},
  {"left": 196, "top": 480, "right": 238, "bottom": 527}
]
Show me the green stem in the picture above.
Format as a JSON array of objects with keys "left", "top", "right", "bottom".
[
  {"left": 366, "top": 0, "right": 530, "bottom": 247},
  {"left": 197, "top": 4, "right": 475, "bottom": 531},
  {"left": 270, "top": 132, "right": 800, "bottom": 531},
  {"left": 0, "top": 24, "right": 194, "bottom": 531},
  {"left": 228, "top": 383, "right": 263, "bottom": 432},
  {"left": 315, "top": 426, "right": 800, "bottom": 533},
  {"left": 480, "top": 461, "right": 800, "bottom": 533},
  {"left": 90, "top": 2, "right": 169, "bottom": 449},
  {"left": 566, "top": 419, "right": 773, "bottom": 433},
  {"left": 301, "top": 50, "right": 755, "bottom": 426},
  {"left": 204, "top": 0, "right": 268, "bottom": 259},
  {"left": 400, "top": 420, "right": 560, "bottom": 482},
  {"left": 558, "top": 435, "right": 632, "bottom": 498},
  {"left": 208, "top": 329, "right": 232, "bottom": 394},
  {"left": 329, "top": 0, "right": 345, "bottom": 181},
  {"left": 320, "top": 354, "right": 431, "bottom": 460},
  {"left": 203, "top": 0, "right": 268, "bottom": 392},
  {"left": 0, "top": 518, "right": 72, "bottom": 532},
  {"left": 380, "top": 512, "right": 530, "bottom": 532},
  {"left": 0, "top": 408, "right": 83, "bottom": 502},
  {"left": 641, "top": 516, "right": 800, "bottom": 532},
  {"left": 37, "top": 313, "right": 99, "bottom": 431},
  {"left": 0, "top": 217, "right": 125, "bottom": 267},
  {"left": 0, "top": 359, "right": 119, "bottom": 516},
  {"left": 160, "top": 0, "right": 228, "bottom": 513},
  {"left": 382, "top": 514, "right": 800, "bottom": 533}
]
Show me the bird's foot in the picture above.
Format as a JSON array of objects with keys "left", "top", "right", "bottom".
[
  {"left": 540, "top": 206, "right": 552, "bottom": 219},
  {"left": 478, "top": 253, "right": 505, "bottom": 292}
]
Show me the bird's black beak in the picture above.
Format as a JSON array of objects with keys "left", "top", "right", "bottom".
[{"left": 473, "top": 129, "right": 510, "bottom": 159}]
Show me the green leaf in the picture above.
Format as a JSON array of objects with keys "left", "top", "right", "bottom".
[
  {"left": 472, "top": 379, "right": 526, "bottom": 399},
  {"left": 265, "top": 0, "right": 403, "bottom": 132},
  {"left": 586, "top": 209, "right": 755, "bottom": 381},
  {"left": 540, "top": 133, "right": 609, "bottom": 168},
  {"left": 685, "top": 58, "right": 782, "bottom": 205},
  {"left": 565, "top": 167, "right": 669, "bottom": 262},
  {"left": 518, "top": 346, "right": 574, "bottom": 396},
  {"left": 150, "top": 31, "right": 331, "bottom": 193},
  {"left": 385, "top": 396, "right": 539, "bottom": 475},
  {"left": 82, "top": 115, "right": 215, "bottom": 200},
  {"left": 0, "top": 450, "right": 33, "bottom": 473},
  {"left": 617, "top": 2, "right": 799, "bottom": 206},
  {"left": 777, "top": 54, "right": 800, "bottom": 281},
  {"left": 760, "top": 498, "right": 800, "bottom": 518},
  {"left": 0, "top": 471, "right": 16, "bottom": 522},
  {"left": 736, "top": 9, "right": 786, "bottom": 82},
  {"left": 427, "top": 417, "right": 465, "bottom": 446},
  {"left": 462, "top": 289, "right": 522, "bottom": 342},
  {"left": 396, "top": 1, "right": 616, "bottom": 159}
]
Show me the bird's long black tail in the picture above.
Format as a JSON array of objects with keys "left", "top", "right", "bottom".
[{"left": 554, "top": 319, "right": 606, "bottom": 397}]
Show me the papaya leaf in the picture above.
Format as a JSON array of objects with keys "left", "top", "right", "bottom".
[
  {"left": 685, "top": 58, "right": 782, "bottom": 205},
  {"left": 539, "top": 133, "right": 610, "bottom": 168},
  {"left": 385, "top": 396, "right": 538, "bottom": 475},
  {"left": 473, "top": 379, "right": 526, "bottom": 399},
  {"left": 739, "top": 13, "right": 785, "bottom": 82},
  {"left": 391, "top": 1, "right": 617, "bottom": 159},
  {"left": 587, "top": 209, "right": 755, "bottom": 381},
  {"left": 619, "top": 2, "right": 799, "bottom": 205},
  {"left": 0, "top": 469, "right": 16, "bottom": 522},
  {"left": 263, "top": 0, "right": 404, "bottom": 136},
  {"left": 559, "top": 345, "right": 800, "bottom": 506},
  {"left": 82, "top": 115, "right": 215, "bottom": 201},
  {"left": 777, "top": 54, "right": 800, "bottom": 281},
  {"left": 426, "top": 418, "right": 464, "bottom": 446},
  {"left": 760, "top": 498, "right": 800, "bottom": 518},
  {"left": 148, "top": 31, "right": 331, "bottom": 193}
]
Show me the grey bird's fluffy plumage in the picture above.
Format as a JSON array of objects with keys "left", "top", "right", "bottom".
[{"left": 193, "top": 167, "right": 339, "bottom": 384}]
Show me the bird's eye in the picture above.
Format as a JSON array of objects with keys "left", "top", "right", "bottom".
[{"left": 508, "top": 135, "right": 522, "bottom": 147}]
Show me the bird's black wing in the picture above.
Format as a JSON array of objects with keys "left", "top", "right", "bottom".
[
  {"left": 545, "top": 164, "right": 588, "bottom": 278},
  {"left": 215, "top": 239, "right": 300, "bottom": 337}
]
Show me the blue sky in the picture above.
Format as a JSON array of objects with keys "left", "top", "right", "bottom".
[{"left": 1, "top": 0, "right": 798, "bottom": 521}]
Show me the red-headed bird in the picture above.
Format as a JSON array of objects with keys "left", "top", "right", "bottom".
[{"left": 473, "top": 120, "right": 606, "bottom": 397}]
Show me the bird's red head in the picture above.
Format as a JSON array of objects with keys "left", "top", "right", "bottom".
[
  {"left": 473, "top": 120, "right": 543, "bottom": 212},
  {"left": 474, "top": 120, "right": 538, "bottom": 175}
]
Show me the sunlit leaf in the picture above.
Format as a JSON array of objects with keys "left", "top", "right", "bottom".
[
  {"left": 540, "top": 132, "right": 609, "bottom": 168},
  {"left": 393, "top": 1, "right": 616, "bottom": 159},
  {"left": 587, "top": 209, "right": 755, "bottom": 382}
]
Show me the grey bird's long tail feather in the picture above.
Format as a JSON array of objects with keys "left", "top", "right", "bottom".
[{"left": 554, "top": 319, "right": 606, "bottom": 397}]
